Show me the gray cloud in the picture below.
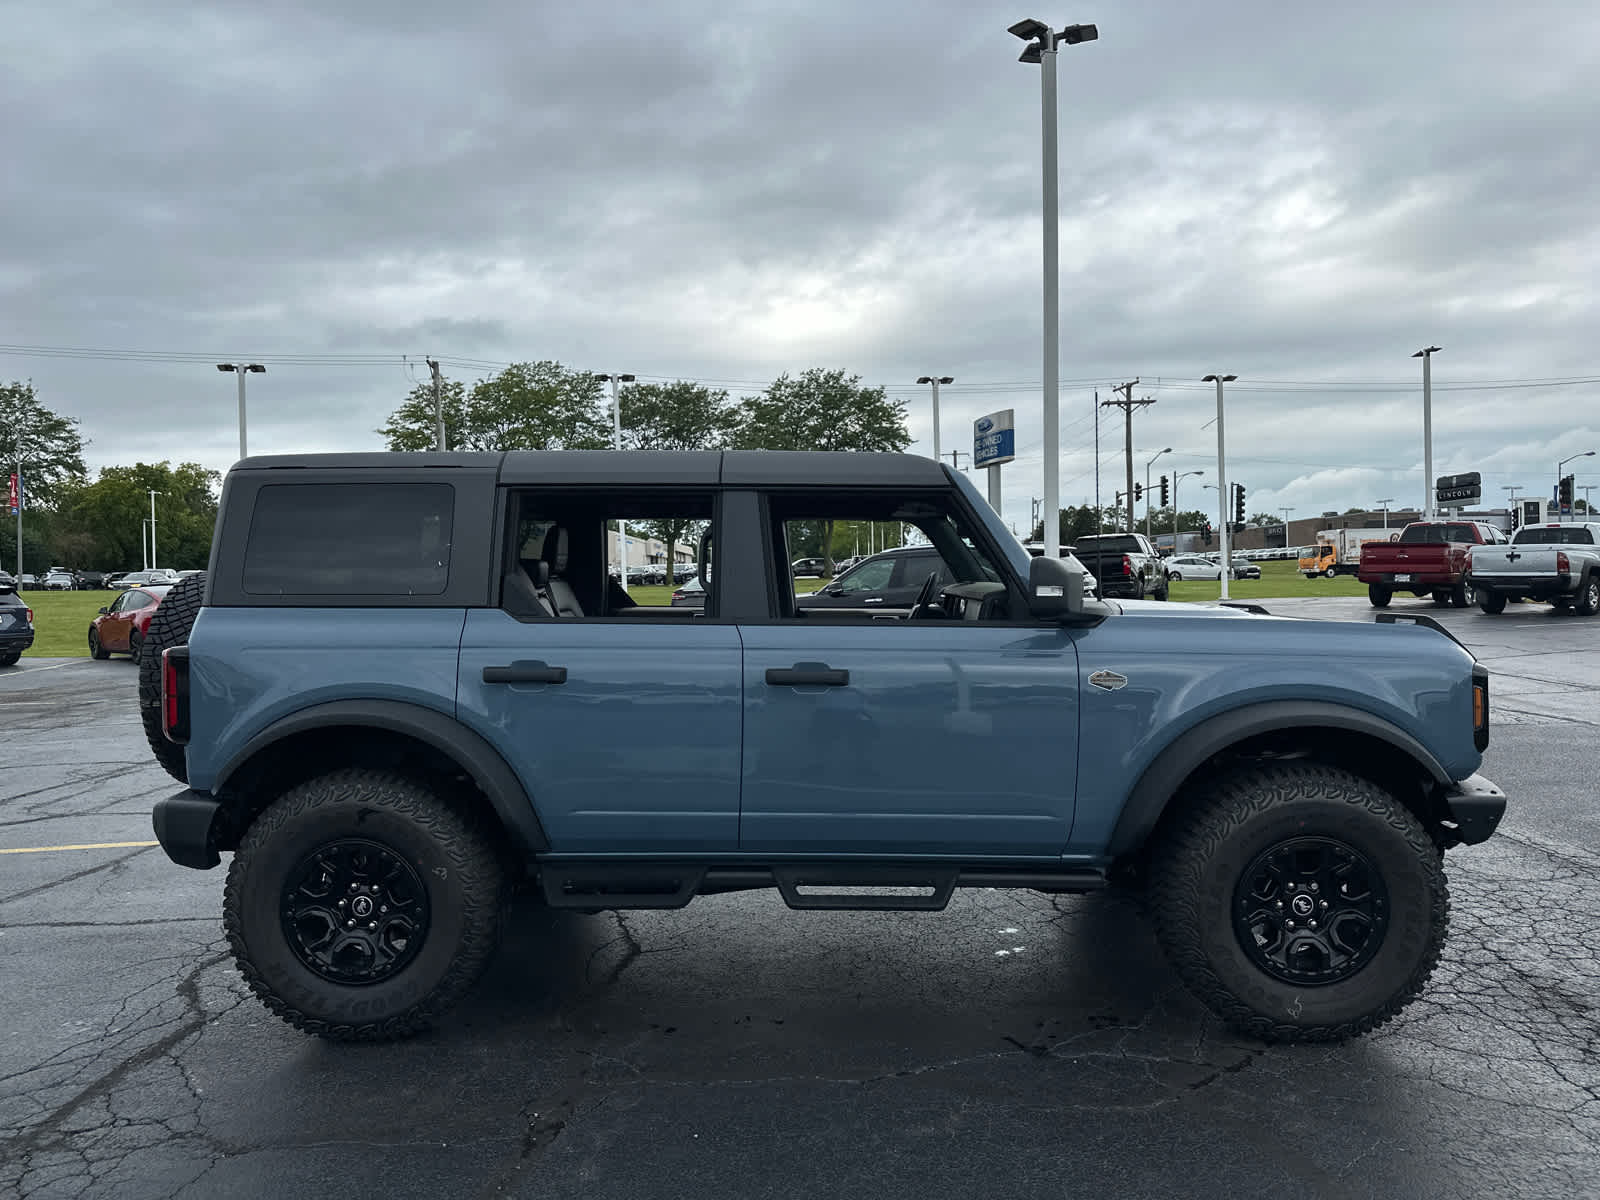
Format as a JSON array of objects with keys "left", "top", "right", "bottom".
[{"left": 3, "top": 0, "right": 1598, "bottom": 530}]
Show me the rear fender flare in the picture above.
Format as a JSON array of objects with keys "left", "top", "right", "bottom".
[
  {"left": 214, "top": 699, "right": 549, "bottom": 853},
  {"left": 1106, "top": 701, "right": 1451, "bottom": 858}
]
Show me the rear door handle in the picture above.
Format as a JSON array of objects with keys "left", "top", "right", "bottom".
[
  {"left": 766, "top": 665, "right": 849, "bottom": 687},
  {"left": 483, "top": 661, "right": 567, "bottom": 684}
]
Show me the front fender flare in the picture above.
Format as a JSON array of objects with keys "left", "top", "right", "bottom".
[
  {"left": 1106, "top": 700, "right": 1451, "bottom": 858},
  {"left": 214, "top": 699, "right": 549, "bottom": 853}
]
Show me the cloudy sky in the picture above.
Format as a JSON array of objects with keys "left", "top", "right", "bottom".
[{"left": 5, "top": 0, "right": 1599, "bottom": 529}]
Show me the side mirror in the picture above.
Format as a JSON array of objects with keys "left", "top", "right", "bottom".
[
  {"left": 98, "top": 607, "right": 109, "bottom": 615},
  {"left": 1027, "top": 554, "right": 1085, "bottom": 619},
  {"left": 824, "top": 583, "right": 844, "bottom": 596}
]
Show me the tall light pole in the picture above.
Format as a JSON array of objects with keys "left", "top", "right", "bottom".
[
  {"left": 216, "top": 363, "right": 266, "bottom": 460},
  {"left": 1411, "top": 347, "right": 1440, "bottom": 519},
  {"left": 141, "top": 519, "right": 151, "bottom": 570},
  {"left": 1203, "top": 374, "right": 1236, "bottom": 600},
  {"left": 148, "top": 491, "right": 163, "bottom": 571},
  {"left": 1375, "top": 497, "right": 1395, "bottom": 529},
  {"left": 597, "top": 373, "right": 636, "bottom": 578},
  {"left": 1144, "top": 447, "right": 1171, "bottom": 539},
  {"left": 10, "top": 433, "right": 21, "bottom": 583},
  {"left": 1010, "top": 17, "right": 1098, "bottom": 561},
  {"left": 917, "top": 376, "right": 954, "bottom": 464},
  {"left": 1174, "top": 468, "right": 1203, "bottom": 549},
  {"left": 1582, "top": 485, "right": 1595, "bottom": 518},
  {"left": 1557, "top": 449, "right": 1595, "bottom": 522}
]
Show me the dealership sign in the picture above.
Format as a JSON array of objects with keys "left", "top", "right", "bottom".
[
  {"left": 973, "top": 410, "right": 1016, "bottom": 469},
  {"left": 7, "top": 473, "right": 18, "bottom": 516}
]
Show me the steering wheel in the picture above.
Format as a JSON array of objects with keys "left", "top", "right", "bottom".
[{"left": 907, "top": 570, "right": 943, "bottom": 621}]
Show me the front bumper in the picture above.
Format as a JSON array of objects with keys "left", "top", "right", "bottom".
[
  {"left": 1438, "top": 772, "right": 1506, "bottom": 845},
  {"left": 152, "top": 789, "right": 224, "bottom": 869}
]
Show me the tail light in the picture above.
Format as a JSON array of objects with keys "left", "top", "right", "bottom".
[
  {"left": 1122, "top": 554, "right": 1133, "bottom": 577},
  {"left": 25, "top": 607, "right": 33, "bottom": 624},
  {"left": 1556, "top": 551, "right": 1570, "bottom": 574},
  {"left": 1472, "top": 664, "right": 1489, "bottom": 751},
  {"left": 161, "top": 646, "right": 191, "bottom": 744}
]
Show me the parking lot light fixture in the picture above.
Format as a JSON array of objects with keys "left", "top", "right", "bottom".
[
  {"left": 1173, "top": 468, "right": 1203, "bottom": 547},
  {"left": 597, "top": 373, "right": 637, "bottom": 575},
  {"left": 216, "top": 363, "right": 266, "bottom": 461},
  {"left": 1202, "top": 375, "right": 1236, "bottom": 600},
  {"left": 1375, "top": 497, "right": 1395, "bottom": 529},
  {"left": 1010, "top": 16, "right": 1099, "bottom": 560},
  {"left": 916, "top": 376, "right": 955, "bottom": 463}
]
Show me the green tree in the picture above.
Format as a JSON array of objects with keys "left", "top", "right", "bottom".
[
  {"left": 735, "top": 369, "right": 911, "bottom": 572},
  {"left": 0, "top": 380, "right": 88, "bottom": 508},
  {"left": 619, "top": 380, "right": 741, "bottom": 574},
  {"left": 378, "top": 362, "right": 609, "bottom": 452},
  {"left": 1248, "top": 512, "right": 1282, "bottom": 527},
  {"left": 55, "top": 463, "right": 221, "bottom": 571}
]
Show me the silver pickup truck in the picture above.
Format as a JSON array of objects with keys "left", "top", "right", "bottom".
[{"left": 1469, "top": 522, "right": 1600, "bottom": 614}]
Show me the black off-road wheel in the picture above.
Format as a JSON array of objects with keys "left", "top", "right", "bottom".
[
  {"left": 1149, "top": 763, "right": 1448, "bottom": 1042},
  {"left": 224, "top": 769, "right": 509, "bottom": 1041},
  {"left": 137, "top": 571, "right": 206, "bottom": 782}
]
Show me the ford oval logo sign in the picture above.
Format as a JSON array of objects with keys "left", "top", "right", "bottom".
[{"left": 975, "top": 417, "right": 994, "bottom": 433}]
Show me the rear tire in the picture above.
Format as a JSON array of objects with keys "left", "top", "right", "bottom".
[
  {"left": 0, "top": 651, "right": 19, "bottom": 667},
  {"left": 138, "top": 572, "right": 206, "bottom": 782},
  {"left": 1367, "top": 584, "right": 1392, "bottom": 608},
  {"left": 1478, "top": 591, "right": 1507, "bottom": 614},
  {"left": 1449, "top": 582, "right": 1470, "bottom": 608},
  {"left": 1576, "top": 575, "right": 1600, "bottom": 617},
  {"left": 1149, "top": 763, "right": 1448, "bottom": 1042},
  {"left": 128, "top": 628, "right": 144, "bottom": 664},
  {"left": 224, "top": 769, "right": 509, "bottom": 1041}
]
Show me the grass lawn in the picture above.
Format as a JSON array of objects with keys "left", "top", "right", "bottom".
[
  {"left": 1166, "top": 559, "right": 1368, "bottom": 603},
  {"left": 19, "top": 589, "right": 120, "bottom": 657}
]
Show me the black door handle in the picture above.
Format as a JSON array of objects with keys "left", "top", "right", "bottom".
[
  {"left": 483, "top": 661, "right": 567, "bottom": 684},
  {"left": 765, "top": 665, "right": 849, "bottom": 687}
]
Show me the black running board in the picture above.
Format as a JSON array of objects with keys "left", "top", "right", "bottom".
[{"left": 538, "top": 862, "right": 1106, "bottom": 911}]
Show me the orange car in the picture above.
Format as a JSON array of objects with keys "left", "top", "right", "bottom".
[{"left": 89, "top": 584, "right": 171, "bottom": 662}]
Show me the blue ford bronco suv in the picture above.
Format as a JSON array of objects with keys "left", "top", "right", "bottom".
[{"left": 145, "top": 451, "right": 1505, "bottom": 1043}]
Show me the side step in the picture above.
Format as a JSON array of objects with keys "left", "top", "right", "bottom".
[{"left": 538, "top": 862, "right": 1107, "bottom": 912}]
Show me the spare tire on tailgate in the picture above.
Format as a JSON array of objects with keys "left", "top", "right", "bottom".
[{"left": 138, "top": 571, "right": 206, "bottom": 782}]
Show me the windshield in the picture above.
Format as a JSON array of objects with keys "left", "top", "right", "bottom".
[
  {"left": 1398, "top": 523, "right": 1474, "bottom": 544},
  {"left": 1513, "top": 527, "right": 1595, "bottom": 545}
]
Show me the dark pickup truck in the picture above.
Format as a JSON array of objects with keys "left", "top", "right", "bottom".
[
  {"left": 1359, "top": 520, "right": 1508, "bottom": 609},
  {"left": 1070, "top": 532, "right": 1169, "bottom": 601}
]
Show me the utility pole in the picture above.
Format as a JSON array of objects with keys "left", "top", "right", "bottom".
[
  {"left": 1102, "top": 380, "right": 1150, "bottom": 532},
  {"left": 944, "top": 450, "right": 970, "bottom": 472},
  {"left": 1092, "top": 390, "right": 1101, "bottom": 538},
  {"left": 427, "top": 358, "right": 445, "bottom": 451}
]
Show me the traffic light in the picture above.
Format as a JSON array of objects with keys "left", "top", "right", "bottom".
[
  {"left": 1134, "top": 483, "right": 1143, "bottom": 503},
  {"left": 1233, "top": 482, "right": 1246, "bottom": 526},
  {"left": 1560, "top": 474, "right": 1575, "bottom": 509},
  {"left": 1509, "top": 505, "right": 1520, "bottom": 532},
  {"left": 1201, "top": 521, "right": 1212, "bottom": 546},
  {"left": 1159, "top": 475, "right": 1169, "bottom": 507}
]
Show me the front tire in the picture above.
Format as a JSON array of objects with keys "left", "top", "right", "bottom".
[
  {"left": 1149, "top": 763, "right": 1447, "bottom": 1042},
  {"left": 1169, "top": 571, "right": 1183, "bottom": 582},
  {"left": 224, "top": 769, "right": 509, "bottom": 1042},
  {"left": 89, "top": 627, "right": 110, "bottom": 660},
  {"left": 1324, "top": 567, "right": 1336, "bottom": 579},
  {"left": 1367, "top": 584, "right": 1392, "bottom": 608}
]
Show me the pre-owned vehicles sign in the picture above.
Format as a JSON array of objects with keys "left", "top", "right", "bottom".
[{"left": 973, "top": 410, "right": 1015, "bottom": 469}]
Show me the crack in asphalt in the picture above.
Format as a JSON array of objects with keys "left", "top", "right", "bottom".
[{"left": 0, "top": 846, "right": 158, "bottom": 908}]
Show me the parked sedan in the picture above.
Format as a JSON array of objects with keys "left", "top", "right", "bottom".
[
  {"left": 670, "top": 578, "right": 706, "bottom": 608},
  {"left": 1229, "top": 555, "right": 1262, "bottom": 580},
  {"left": 114, "top": 569, "right": 179, "bottom": 590},
  {"left": 0, "top": 580, "right": 35, "bottom": 666},
  {"left": 43, "top": 571, "right": 77, "bottom": 590},
  {"left": 1165, "top": 555, "right": 1224, "bottom": 581},
  {"left": 89, "top": 585, "right": 170, "bottom": 662}
]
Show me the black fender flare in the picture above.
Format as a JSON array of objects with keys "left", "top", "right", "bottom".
[
  {"left": 214, "top": 699, "right": 549, "bottom": 853},
  {"left": 1106, "top": 701, "right": 1451, "bottom": 858}
]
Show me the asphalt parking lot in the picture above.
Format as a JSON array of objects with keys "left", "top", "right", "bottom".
[{"left": 2, "top": 597, "right": 1598, "bottom": 1199}]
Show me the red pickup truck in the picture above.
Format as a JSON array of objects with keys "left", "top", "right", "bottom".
[{"left": 1359, "top": 519, "right": 1509, "bottom": 608}]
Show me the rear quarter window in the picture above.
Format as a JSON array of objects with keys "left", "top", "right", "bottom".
[{"left": 242, "top": 483, "right": 454, "bottom": 595}]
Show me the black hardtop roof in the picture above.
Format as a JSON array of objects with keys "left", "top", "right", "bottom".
[{"left": 233, "top": 450, "right": 951, "bottom": 489}]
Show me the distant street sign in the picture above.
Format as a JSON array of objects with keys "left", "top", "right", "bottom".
[
  {"left": 1434, "top": 470, "right": 1481, "bottom": 508},
  {"left": 973, "top": 409, "right": 1016, "bottom": 469}
]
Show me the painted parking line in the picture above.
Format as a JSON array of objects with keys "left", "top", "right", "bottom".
[
  {"left": 0, "top": 660, "right": 92, "bottom": 676},
  {"left": 0, "top": 840, "right": 160, "bottom": 855}
]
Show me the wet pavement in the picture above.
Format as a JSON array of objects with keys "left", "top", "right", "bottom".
[{"left": 2, "top": 597, "right": 1597, "bottom": 1199}]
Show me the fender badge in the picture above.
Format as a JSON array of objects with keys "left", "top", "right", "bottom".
[{"left": 1088, "top": 670, "right": 1128, "bottom": 692}]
